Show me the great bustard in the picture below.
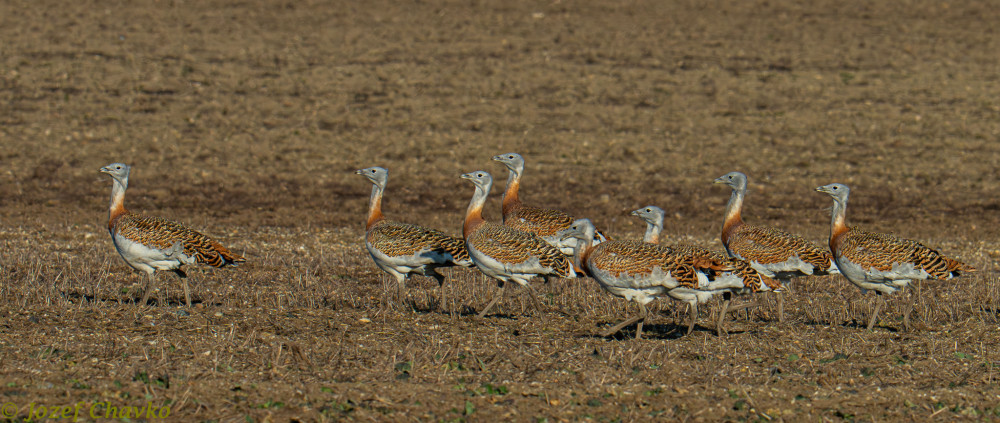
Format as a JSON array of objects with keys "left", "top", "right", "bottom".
[
  {"left": 631, "top": 205, "right": 781, "bottom": 335},
  {"left": 461, "top": 170, "right": 575, "bottom": 318},
  {"left": 100, "top": 163, "right": 244, "bottom": 307},
  {"left": 714, "top": 171, "right": 838, "bottom": 322},
  {"left": 356, "top": 166, "right": 472, "bottom": 310},
  {"left": 816, "top": 183, "right": 975, "bottom": 331},
  {"left": 492, "top": 152, "right": 606, "bottom": 254},
  {"left": 561, "top": 218, "right": 778, "bottom": 339}
]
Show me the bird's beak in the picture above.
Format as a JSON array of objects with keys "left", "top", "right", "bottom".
[
  {"left": 559, "top": 231, "right": 578, "bottom": 242},
  {"left": 460, "top": 173, "right": 474, "bottom": 180},
  {"left": 713, "top": 177, "right": 727, "bottom": 184},
  {"left": 99, "top": 166, "right": 111, "bottom": 174},
  {"left": 630, "top": 210, "right": 640, "bottom": 216},
  {"left": 814, "top": 186, "right": 825, "bottom": 193},
  {"left": 491, "top": 155, "right": 503, "bottom": 162}
]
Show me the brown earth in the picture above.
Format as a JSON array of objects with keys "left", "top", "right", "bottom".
[{"left": 2, "top": 0, "right": 1000, "bottom": 421}]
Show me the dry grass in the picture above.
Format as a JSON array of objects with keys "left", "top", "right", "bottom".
[{"left": 3, "top": 0, "right": 1000, "bottom": 421}]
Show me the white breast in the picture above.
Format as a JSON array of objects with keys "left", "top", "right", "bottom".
[{"left": 113, "top": 234, "right": 193, "bottom": 273}]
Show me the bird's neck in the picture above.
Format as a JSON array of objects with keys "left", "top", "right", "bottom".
[
  {"left": 570, "top": 237, "right": 595, "bottom": 273},
  {"left": 464, "top": 185, "right": 489, "bottom": 238},
  {"left": 501, "top": 170, "right": 522, "bottom": 219},
  {"left": 829, "top": 198, "right": 850, "bottom": 250},
  {"left": 643, "top": 221, "right": 662, "bottom": 244},
  {"left": 721, "top": 187, "right": 745, "bottom": 244},
  {"left": 366, "top": 183, "right": 386, "bottom": 230},
  {"left": 108, "top": 178, "right": 128, "bottom": 232}
]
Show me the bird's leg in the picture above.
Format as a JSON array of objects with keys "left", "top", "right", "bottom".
[
  {"left": 686, "top": 302, "right": 698, "bottom": 335},
  {"left": 867, "top": 293, "right": 884, "bottom": 330},
  {"left": 157, "top": 278, "right": 167, "bottom": 307},
  {"left": 182, "top": 277, "right": 192, "bottom": 308},
  {"left": 140, "top": 272, "right": 157, "bottom": 306},
  {"left": 397, "top": 274, "right": 416, "bottom": 311},
  {"left": 432, "top": 272, "right": 447, "bottom": 314},
  {"left": 601, "top": 303, "right": 645, "bottom": 338},
  {"left": 524, "top": 284, "right": 544, "bottom": 315},
  {"left": 902, "top": 286, "right": 915, "bottom": 331},
  {"left": 477, "top": 281, "right": 506, "bottom": 318},
  {"left": 635, "top": 302, "right": 649, "bottom": 340},
  {"left": 776, "top": 292, "right": 785, "bottom": 323},
  {"left": 717, "top": 294, "right": 731, "bottom": 337}
]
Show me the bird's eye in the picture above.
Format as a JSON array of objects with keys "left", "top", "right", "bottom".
[
  {"left": 508, "top": 155, "right": 514, "bottom": 159},
  {"left": 832, "top": 186, "right": 838, "bottom": 190}
]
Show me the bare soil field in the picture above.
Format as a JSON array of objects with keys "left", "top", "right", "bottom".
[{"left": 3, "top": 0, "right": 1000, "bottom": 421}]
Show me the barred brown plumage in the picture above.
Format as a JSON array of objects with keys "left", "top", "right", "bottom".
[
  {"left": 365, "top": 221, "right": 470, "bottom": 264},
  {"left": 816, "top": 183, "right": 976, "bottom": 331},
  {"left": 715, "top": 171, "right": 838, "bottom": 322},
  {"left": 562, "top": 218, "right": 780, "bottom": 339},
  {"left": 493, "top": 153, "right": 606, "bottom": 254},
  {"left": 112, "top": 214, "right": 244, "bottom": 268},
  {"left": 632, "top": 205, "right": 781, "bottom": 293},
  {"left": 100, "top": 163, "right": 245, "bottom": 307},
  {"left": 461, "top": 170, "right": 575, "bottom": 318},
  {"left": 632, "top": 204, "right": 782, "bottom": 334},
  {"left": 356, "top": 167, "right": 472, "bottom": 311}
]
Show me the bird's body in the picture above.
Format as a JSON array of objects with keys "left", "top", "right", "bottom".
[
  {"left": 715, "top": 171, "right": 837, "bottom": 321},
  {"left": 101, "top": 163, "right": 244, "bottom": 306},
  {"left": 356, "top": 167, "right": 471, "bottom": 309},
  {"left": 716, "top": 172, "right": 838, "bottom": 280},
  {"left": 562, "top": 218, "right": 777, "bottom": 338},
  {"left": 493, "top": 153, "right": 605, "bottom": 254},
  {"left": 631, "top": 205, "right": 781, "bottom": 334},
  {"left": 830, "top": 229, "right": 970, "bottom": 294},
  {"left": 816, "top": 183, "right": 975, "bottom": 330},
  {"left": 461, "top": 170, "right": 574, "bottom": 318}
]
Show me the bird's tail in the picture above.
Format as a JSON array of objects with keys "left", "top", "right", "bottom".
[
  {"left": 200, "top": 241, "right": 246, "bottom": 267},
  {"left": 728, "top": 258, "right": 782, "bottom": 292},
  {"left": 945, "top": 257, "right": 976, "bottom": 275}
]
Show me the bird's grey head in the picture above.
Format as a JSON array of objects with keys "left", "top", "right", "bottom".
[
  {"left": 492, "top": 152, "right": 525, "bottom": 173},
  {"left": 815, "top": 183, "right": 850, "bottom": 202},
  {"left": 713, "top": 171, "right": 748, "bottom": 190},
  {"left": 460, "top": 170, "right": 493, "bottom": 190},
  {"left": 630, "top": 205, "right": 665, "bottom": 226},
  {"left": 355, "top": 166, "right": 389, "bottom": 187},
  {"left": 559, "top": 218, "right": 597, "bottom": 242},
  {"left": 99, "top": 162, "right": 131, "bottom": 183}
]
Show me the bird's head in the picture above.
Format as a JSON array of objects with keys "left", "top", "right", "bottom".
[
  {"left": 630, "top": 205, "right": 665, "bottom": 227},
  {"left": 99, "top": 163, "right": 131, "bottom": 183},
  {"left": 492, "top": 152, "right": 525, "bottom": 173},
  {"left": 713, "top": 171, "right": 748, "bottom": 191},
  {"left": 355, "top": 166, "right": 389, "bottom": 188},
  {"left": 460, "top": 170, "right": 493, "bottom": 190},
  {"left": 815, "top": 183, "right": 850, "bottom": 202},
  {"left": 559, "top": 218, "right": 597, "bottom": 243}
]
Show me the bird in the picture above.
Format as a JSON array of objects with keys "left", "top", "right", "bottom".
[
  {"left": 630, "top": 205, "right": 781, "bottom": 335},
  {"left": 815, "top": 183, "right": 975, "bottom": 331},
  {"left": 492, "top": 152, "right": 606, "bottom": 254},
  {"left": 460, "top": 170, "right": 575, "bottom": 318},
  {"left": 714, "top": 171, "right": 838, "bottom": 322},
  {"left": 355, "top": 166, "right": 472, "bottom": 310},
  {"left": 100, "top": 163, "right": 245, "bottom": 307},
  {"left": 561, "top": 218, "right": 778, "bottom": 339}
]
